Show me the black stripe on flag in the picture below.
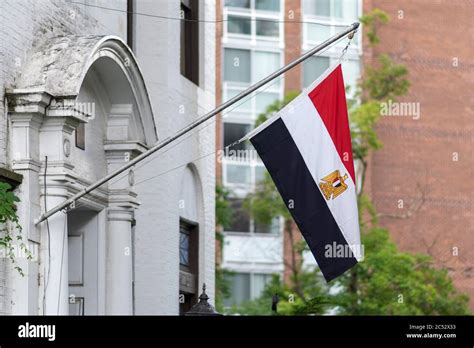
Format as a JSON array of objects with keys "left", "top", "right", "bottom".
[{"left": 250, "top": 118, "right": 358, "bottom": 282}]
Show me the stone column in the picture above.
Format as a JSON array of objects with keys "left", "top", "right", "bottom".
[
  {"left": 8, "top": 94, "right": 45, "bottom": 315},
  {"left": 37, "top": 98, "right": 82, "bottom": 315},
  {"left": 41, "top": 189, "right": 69, "bottom": 315},
  {"left": 104, "top": 104, "right": 144, "bottom": 314},
  {"left": 106, "top": 204, "right": 134, "bottom": 314}
]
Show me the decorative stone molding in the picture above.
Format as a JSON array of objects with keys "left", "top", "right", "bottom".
[
  {"left": 13, "top": 35, "right": 158, "bottom": 146},
  {"left": 0, "top": 168, "right": 23, "bottom": 188}
]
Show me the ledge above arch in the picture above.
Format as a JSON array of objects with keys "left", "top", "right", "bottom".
[{"left": 12, "top": 35, "right": 158, "bottom": 146}]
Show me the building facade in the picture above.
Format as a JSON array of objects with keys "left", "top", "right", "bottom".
[
  {"left": 216, "top": 0, "right": 362, "bottom": 306},
  {"left": 363, "top": 0, "right": 474, "bottom": 309},
  {"left": 0, "top": 0, "right": 216, "bottom": 315},
  {"left": 218, "top": 0, "right": 473, "bottom": 311}
]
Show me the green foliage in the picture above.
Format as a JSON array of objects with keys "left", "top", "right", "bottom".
[
  {"left": 215, "top": 184, "right": 234, "bottom": 313},
  {"left": 360, "top": 8, "right": 389, "bottom": 46},
  {"left": 243, "top": 172, "right": 290, "bottom": 224},
  {"left": 0, "top": 182, "right": 31, "bottom": 276},
  {"left": 0, "top": 183, "right": 20, "bottom": 228},
  {"left": 224, "top": 275, "right": 284, "bottom": 315},
  {"left": 334, "top": 228, "right": 471, "bottom": 315},
  {"left": 361, "top": 54, "right": 410, "bottom": 101},
  {"left": 225, "top": 273, "right": 329, "bottom": 316},
  {"left": 216, "top": 184, "right": 233, "bottom": 229},
  {"left": 215, "top": 267, "right": 234, "bottom": 313},
  {"left": 350, "top": 12, "right": 410, "bottom": 163},
  {"left": 350, "top": 100, "right": 383, "bottom": 161},
  {"left": 358, "top": 193, "right": 378, "bottom": 230}
]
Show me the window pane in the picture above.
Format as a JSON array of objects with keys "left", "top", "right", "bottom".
[
  {"left": 334, "top": 0, "right": 358, "bottom": 20},
  {"left": 75, "top": 123, "right": 85, "bottom": 150},
  {"left": 224, "top": 48, "right": 251, "bottom": 83},
  {"left": 256, "top": 92, "right": 279, "bottom": 114},
  {"left": 303, "top": 56, "right": 330, "bottom": 88},
  {"left": 225, "top": 273, "right": 251, "bottom": 306},
  {"left": 251, "top": 273, "right": 272, "bottom": 299},
  {"left": 306, "top": 22, "right": 330, "bottom": 42},
  {"left": 254, "top": 216, "right": 280, "bottom": 234},
  {"left": 254, "top": 165, "right": 266, "bottom": 183},
  {"left": 317, "top": 0, "right": 331, "bottom": 16},
  {"left": 225, "top": 0, "right": 250, "bottom": 8},
  {"left": 253, "top": 51, "right": 280, "bottom": 83},
  {"left": 225, "top": 88, "right": 252, "bottom": 111},
  {"left": 256, "top": 19, "right": 279, "bottom": 37},
  {"left": 228, "top": 15, "right": 251, "bottom": 35},
  {"left": 226, "top": 164, "right": 251, "bottom": 185},
  {"left": 179, "top": 232, "right": 189, "bottom": 266},
  {"left": 341, "top": 59, "right": 360, "bottom": 95},
  {"left": 303, "top": 0, "right": 330, "bottom": 17},
  {"left": 226, "top": 199, "right": 251, "bottom": 232},
  {"left": 255, "top": 0, "right": 280, "bottom": 11},
  {"left": 224, "top": 123, "right": 251, "bottom": 150}
]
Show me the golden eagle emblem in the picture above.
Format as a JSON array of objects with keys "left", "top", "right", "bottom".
[{"left": 319, "top": 170, "right": 349, "bottom": 200}]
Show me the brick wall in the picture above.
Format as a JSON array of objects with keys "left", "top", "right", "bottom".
[
  {"left": 365, "top": 0, "right": 474, "bottom": 309},
  {"left": 283, "top": 0, "right": 302, "bottom": 93},
  {"left": 282, "top": 0, "right": 303, "bottom": 286}
]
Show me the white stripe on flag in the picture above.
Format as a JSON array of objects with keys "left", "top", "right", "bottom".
[{"left": 281, "top": 95, "right": 361, "bottom": 260}]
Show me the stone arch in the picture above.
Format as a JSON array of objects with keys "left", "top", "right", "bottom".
[
  {"left": 177, "top": 163, "right": 205, "bottom": 314},
  {"left": 14, "top": 35, "right": 157, "bottom": 146},
  {"left": 178, "top": 163, "right": 204, "bottom": 223},
  {"left": 7, "top": 35, "right": 159, "bottom": 315}
]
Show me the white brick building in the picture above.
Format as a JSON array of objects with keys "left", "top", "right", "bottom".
[{"left": 0, "top": 0, "right": 215, "bottom": 315}]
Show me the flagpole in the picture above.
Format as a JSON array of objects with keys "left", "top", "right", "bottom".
[{"left": 34, "top": 22, "right": 359, "bottom": 225}]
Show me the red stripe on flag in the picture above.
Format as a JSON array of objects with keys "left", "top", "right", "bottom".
[{"left": 307, "top": 65, "right": 356, "bottom": 184}]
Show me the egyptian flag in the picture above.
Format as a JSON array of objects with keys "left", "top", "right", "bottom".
[{"left": 246, "top": 64, "right": 361, "bottom": 282}]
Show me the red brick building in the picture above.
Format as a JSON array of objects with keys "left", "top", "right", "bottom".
[
  {"left": 363, "top": 0, "right": 474, "bottom": 308},
  {"left": 216, "top": 0, "right": 473, "bottom": 310}
]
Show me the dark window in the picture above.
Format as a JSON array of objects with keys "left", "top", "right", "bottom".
[
  {"left": 224, "top": 122, "right": 251, "bottom": 151},
  {"left": 226, "top": 198, "right": 250, "bottom": 232},
  {"left": 228, "top": 15, "right": 251, "bottom": 35},
  {"left": 254, "top": 217, "right": 280, "bottom": 234},
  {"left": 180, "top": 0, "right": 199, "bottom": 85},
  {"left": 75, "top": 123, "right": 85, "bottom": 150},
  {"left": 179, "top": 229, "right": 190, "bottom": 266},
  {"left": 179, "top": 219, "right": 199, "bottom": 315},
  {"left": 256, "top": 19, "right": 279, "bottom": 37}
]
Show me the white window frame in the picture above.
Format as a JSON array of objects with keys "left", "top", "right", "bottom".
[
  {"left": 222, "top": 157, "right": 265, "bottom": 191},
  {"left": 301, "top": 1, "right": 362, "bottom": 95},
  {"left": 222, "top": 46, "right": 284, "bottom": 124},
  {"left": 301, "top": 54, "right": 360, "bottom": 96},
  {"left": 223, "top": 0, "right": 284, "bottom": 45},
  {"left": 301, "top": 0, "right": 363, "bottom": 56}
]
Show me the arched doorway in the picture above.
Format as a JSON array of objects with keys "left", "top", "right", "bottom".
[
  {"left": 7, "top": 35, "right": 157, "bottom": 315},
  {"left": 178, "top": 165, "right": 204, "bottom": 315}
]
